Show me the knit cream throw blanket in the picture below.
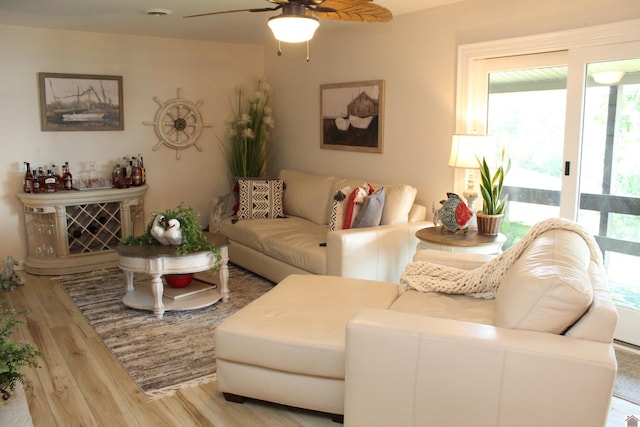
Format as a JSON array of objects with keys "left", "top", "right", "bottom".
[{"left": 399, "top": 218, "right": 603, "bottom": 299}]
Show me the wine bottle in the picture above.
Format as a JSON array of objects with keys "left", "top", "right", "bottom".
[
  {"left": 131, "top": 157, "right": 142, "bottom": 186},
  {"left": 38, "top": 167, "right": 46, "bottom": 192},
  {"left": 62, "top": 162, "right": 73, "bottom": 190},
  {"left": 32, "top": 168, "right": 40, "bottom": 193},
  {"left": 139, "top": 155, "right": 146, "bottom": 184},
  {"left": 23, "top": 162, "right": 33, "bottom": 193}
]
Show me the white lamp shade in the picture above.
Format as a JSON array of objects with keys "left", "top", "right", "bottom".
[
  {"left": 268, "top": 15, "right": 319, "bottom": 43},
  {"left": 448, "top": 134, "right": 496, "bottom": 168}
]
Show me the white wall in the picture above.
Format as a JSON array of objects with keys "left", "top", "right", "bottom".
[
  {"left": 265, "top": 0, "right": 640, "bottom": 212},
  {"left": 0, "top": 25, "right": 264, "bottom": 260},
  {"left": 4, "top": 0, "right": 640, "bottom": 264}
]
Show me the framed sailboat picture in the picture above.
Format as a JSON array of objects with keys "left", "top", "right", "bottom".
[
  {"left": 38, "top": 72, "right": 124, "bottom": 131},
  {"left": 320, "top": 80, "right": 384, "bottom": 153}
]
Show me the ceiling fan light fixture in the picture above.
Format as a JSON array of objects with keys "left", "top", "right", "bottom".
[{"left": 268, "top": 15, "right": 319, "bottom": 43}]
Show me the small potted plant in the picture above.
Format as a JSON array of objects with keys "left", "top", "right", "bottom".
[
  {"left": 476, "top": 148, "right": 511, "bottom": 235},
  {"left": 0, "top": 257, "right": 42, "bottom": 402},
  {"left": 121, "top": 205, "right": 220, "bottom": 287},
  {"left": 0, "top": 303, "right": 42, "bottom": 401}
]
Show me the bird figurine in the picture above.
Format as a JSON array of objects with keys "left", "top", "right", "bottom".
[
  {"left": 433, "top": 193, "right": 473, "bottom": 233},
  {"left": 163, "top": 218, "right": 184, "bottom": 246},
  {"left": 150, "top": 215, "right": 184, "bottom": 246}
]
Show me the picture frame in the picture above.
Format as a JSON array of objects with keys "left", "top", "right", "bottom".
[
  {"left": 320, "top": 80, "right": 384, "bottom": 153},
  {"left": 38, "top": 72, "right": 124, "bottom": 131}
]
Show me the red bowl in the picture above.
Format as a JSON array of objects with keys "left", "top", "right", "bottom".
[{"left": 164, "top": 273, "right": 194, "bottom": 288}]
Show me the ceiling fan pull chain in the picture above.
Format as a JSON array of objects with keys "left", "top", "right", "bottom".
[
  {"left": 306, "top": 40, "right": 310, "bottom": 62},
  {"left": 277, "top": 40, "right": 282, "bottom": 56}
]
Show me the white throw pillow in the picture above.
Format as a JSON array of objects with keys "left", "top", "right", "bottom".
[
  {"left": 495, "top": 230, "right": 593, "bottom": 334},
  {"left": 380, "top": 184, "right": 417, "bottom": 225}
]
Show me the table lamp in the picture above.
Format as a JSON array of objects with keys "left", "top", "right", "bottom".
[{"left": 448, "top": 134, "right": 495, "bottom": 210}]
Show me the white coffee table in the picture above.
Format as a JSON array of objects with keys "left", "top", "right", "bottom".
[{"left": 115, "top": 232, "right": 229, "bottom": 319}]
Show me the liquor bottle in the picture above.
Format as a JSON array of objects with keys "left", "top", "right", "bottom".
[
  {"left": 44, "top": 169, "right": 57, "bottom": 193},
  {"left": 23, "top": 162, "right": 33, "bottom": 193},
  {"left": 62, "top": 162, "right": 73, "bottom": 190},
  {"left": 139, "top": 154, "right": 146, "bottom": 184},
  {"left": 38, "top": 167, "right": 46, "bottom": 191},
  {"left": 131, "top": 157, "right": 142, "bottom": 186},
  {"left": 111, "top": 163, "right": 118, "bottom": 186},
  {"left": 120, "top": 157, "right": 130, "bottom": 188},
  {"left": 70, "top": 228, "right": 82, "bottom": 239},
  {"left": 32, "top": 168, "right": 40, "bottom": 193},
  {"left": 51, "top": 164, "right": 63, "bottom": 191}
]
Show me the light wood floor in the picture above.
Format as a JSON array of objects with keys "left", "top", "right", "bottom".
[{"left": 4, "top": 272, "right": 639, "bottom": 426}]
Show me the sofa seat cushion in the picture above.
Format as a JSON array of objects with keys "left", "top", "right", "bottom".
[
  {"left": 216, "top": 275, "right": 399, "bottom": 379},
  {"left": 495, "top": 229, "right": 594, "bottom": 334},
  {"left": 261, "top": 228, "right": 328, "bottom": 275},
  {"left": 390, "top": 289, "right": 495, "bottom": 325},
  {"left": 220, "top": 215, "right": 328, "bottom": 274}
]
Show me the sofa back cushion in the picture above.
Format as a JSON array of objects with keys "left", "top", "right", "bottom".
[
  {"left": 335, "top": 177, "right": 417, "bottom": 226},
  {"left": 495, "top": 230, "right": 593, "bottom": 334},
  {"left": 279, "top": 169, "right": 336, "bottom": 225}
]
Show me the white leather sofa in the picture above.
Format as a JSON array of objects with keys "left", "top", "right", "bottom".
[
  {"left": 209, "top": 169, "right": 432, "bottom": 284},
  {"left": 216, "top": 227, "right": 618, "bottom": 426}
]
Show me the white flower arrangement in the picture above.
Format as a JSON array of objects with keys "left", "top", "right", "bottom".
[{"left": 221, "top": 78, "right": 275, "bottom": 178}]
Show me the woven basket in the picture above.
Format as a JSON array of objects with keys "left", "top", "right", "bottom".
[{"left": 476, "top": 213, "right": 504, "bottom": 235}]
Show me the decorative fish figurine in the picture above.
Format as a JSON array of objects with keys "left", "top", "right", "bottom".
[{"left": 433, "top": 192, "right": 473, "bottom": 233}]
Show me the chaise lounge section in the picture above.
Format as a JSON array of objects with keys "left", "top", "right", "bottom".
[{"left": 216, "top": 223, "right": 618, "bottom": 426}]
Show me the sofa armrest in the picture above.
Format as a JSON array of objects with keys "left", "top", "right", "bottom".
[
  {"left": 208, "top": 192, "right": 235, "bottom": 233},
  {"left": 344, "top": 309, "right": 617, "bottom": 427},
  {"left": 326, "top": 221, "right": 433, "bottom": 283},
  {"left": 408, "top": 203, "right": 427, "bottom": 222}
]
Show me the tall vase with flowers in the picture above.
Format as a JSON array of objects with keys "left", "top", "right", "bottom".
[{"left": 220, "top": 78, "right": 275, "bottom": 180}]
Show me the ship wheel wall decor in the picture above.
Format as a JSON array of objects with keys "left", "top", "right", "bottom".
[{"left": 143, "top": 88, "right": 213, "bottom": 159}]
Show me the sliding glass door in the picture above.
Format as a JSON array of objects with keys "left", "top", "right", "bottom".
[
  {"left": 464, "top": 39, "right": 640, "bottom": 345},
  {"left": 574, "top": 51, "right": 640, "bottom": 345}
]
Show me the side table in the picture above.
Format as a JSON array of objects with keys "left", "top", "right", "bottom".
[{"left": 415, "top": 226, "right": 506, "bottom": 254}]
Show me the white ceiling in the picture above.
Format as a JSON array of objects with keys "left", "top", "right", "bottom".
[{"left": 0, "top": 0, "right": 462, "bottom": 45}]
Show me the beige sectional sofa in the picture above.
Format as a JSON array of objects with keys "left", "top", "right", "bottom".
[
  {"left": 209, "top": 169, "right": 432, "bottom": 283},
  {"left": 216, "top": 225, "right": 618, "bottom": 426}
]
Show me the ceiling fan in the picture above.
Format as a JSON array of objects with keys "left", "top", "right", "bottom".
[{"left": 184, "top": 0, "right": 392, "bottom": 45}]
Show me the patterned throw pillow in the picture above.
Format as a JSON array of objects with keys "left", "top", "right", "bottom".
[
  {"left": 329, "top": 183, "right": 376, "bottom": 231},
  {"left": 237, "top": 179, "right": 285, "bottom": 220}
]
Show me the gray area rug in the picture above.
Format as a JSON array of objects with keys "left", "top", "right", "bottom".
[
  {"left": 614, "top": 345, "right": 640, "bottom": 405},
  {"left": 56, "top": 264, "right": 273, "bottom": 399}
]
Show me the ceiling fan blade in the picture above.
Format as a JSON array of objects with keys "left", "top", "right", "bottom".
[
  {"left": 314, "top": 0, "right": 392, "bottom": 22},
  {"left": 184, "top": 6, "right": 280, "bottom": 19}
]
